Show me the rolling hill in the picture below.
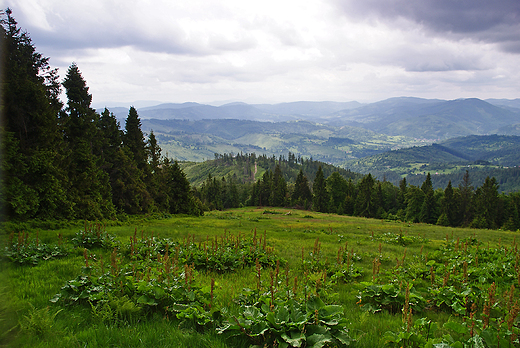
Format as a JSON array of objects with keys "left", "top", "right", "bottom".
[{"left": 342, "top": 134, "right": 520, "bottom": 191}]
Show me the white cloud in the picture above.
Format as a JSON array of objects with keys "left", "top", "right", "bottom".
[{"left": 4, "top": 0, "right": 520, "bottom": 105}]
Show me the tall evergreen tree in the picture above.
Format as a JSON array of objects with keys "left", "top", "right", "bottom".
[
  {"left": 472, "top": 176, "right": 500, "bottom": 229},
  {"left": 438, "top": 180, "right": 457, "bottom": 226},
  {"left": 419, "top": 173, "right": 438, "bottom": 224},
  {"left": 163, "top": 159, "right": 201, "bottom": 215},
  {"left": 312, "top": 166, "right": 327, "bottom": 212},
  {"left": 326, "top": 172, "right": 347, "bottom": 214},
  {"left": 405, "top": 185, "right": 425, "bottom": 223},
  {"left": 1, "top": 9, "right": 70, "bottom": 219},
  {"left": 292, "top": 169, "right": 312, "bottom": 208},
  {"left": 62, "top": 63, "right": 114, "bottom": 219},
  {"left": 124, "top": 107, "right": 148, "bottom": 171},
  {"left": 355, "top": 173, "right": 375, "bottom": 217},
  {"left": 147, "top": 130, "right": 161, "bottom": 173},
  {"left": 458, "top": 170, "right": 474, "bottom": 226},
  {"left": 271, "top": 164, "right": 287, "bottom": 207}
]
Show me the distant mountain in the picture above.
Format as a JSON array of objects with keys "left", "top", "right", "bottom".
[
  {"left": 486, "top": 98, "right": 520, "bottom": 110},
  {"left": 329, "top": 98, "right": 520, "bottom": 139},
  {"left": 98, "top": 100, "right": 364, "bottom": 123},
  {"left": 253, "top": 101, "right": 363, "bottom": 119},
  {"left": 100, "top": 98, "right": 520, "bottom": 140}
]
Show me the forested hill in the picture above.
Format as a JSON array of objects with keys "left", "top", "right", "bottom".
[
  {"left": 180, "top": 152, "right": 362, "bottom": 187},
  {"left": 343, "top": 134, "right": 520, "bottom": 192}
]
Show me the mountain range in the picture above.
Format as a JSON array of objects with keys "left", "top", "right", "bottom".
[{"left": 101, "top": 97, "right": 520, "bottom": 140}]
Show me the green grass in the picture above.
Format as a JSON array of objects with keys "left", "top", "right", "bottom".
[{"left": 2, "top": 209, "right": 519, "bottom": 347}]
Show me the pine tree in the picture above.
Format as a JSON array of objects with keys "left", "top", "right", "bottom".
[
  {"left": 292, "top": 169, "right": 312, "bottom": 207},
  {"left": 312, "top": 166, "right": 328, "bottom": 213},
  {"left": 1, "top": 9, "right": 70, "bottom": 219},
  {"left": 62, "top": 63, "right": 115, "bottom": 219},
  {"left": 458, "top": 170, "right": 474, "bottom": 226},
  {"left": 405, "top": 185, "right": 425, "bottom": 223},
  {"left": 472, "top": 176, "right": 500, "bottom": 229},
  {"left": 326, "top": 172, "right": 347, "bottom": 214},
  {"left": 124, "top": 107, "right": 148, "bottom": 171},
  {"left": 271, "top": 164, "right": 287, "bottom": 207},
  {"left": 438, "top": 180, "right": 457, "bottom": 226},
  {"left": 420, "top": 173, "right": 438, "bottom": 224},
  {"left": 355, "top": 173, "right": 375, "bottom": 217},
  {"left": 164, "top": 160, "right": 200, "bottom": 215}
]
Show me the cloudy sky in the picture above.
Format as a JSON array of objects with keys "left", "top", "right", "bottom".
[{"left": 4, "top": 0, "right": 520, "bottom": 106}]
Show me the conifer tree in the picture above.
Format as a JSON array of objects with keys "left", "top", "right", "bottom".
[
  {"left": 326, "top": 172, "right": 347, "bottom": 214},
  {"left": 312, "top": 166, "right": 327, "bottom": 212},
  {"left": 124, "top": 107, "right": 148, "bottom": 171},
  {"left": 292, "top": 169, "right": 312, "bottom": 207},
  {"left": 458, "top": 170, "right": 474, "bottom": 226},
  {"left": 62, "top": 63, "right": 115, "bottom": 219},
  {"left": 438, "top": 180, "right": 457, "bottom": 226},
  {"left": 405, "top": 185, "right": 424, "bottom": 223},
  {"left": 271, "top": 164, "right": 287, "bottom": 207},
  {"left": 355, "top": 173, "right": 375, "bottom": 217},
  {"left": 420, "top": 173, "right": 438, "bottom": 224},
  {"left": 1, "top": 9, "right": 70, "bottom": 219},
  {"left": 472, "top": 176, "right": 500, "bottom": 229},
  {"left": 164, "top": 159, "right": 201, "bottom": 215}
]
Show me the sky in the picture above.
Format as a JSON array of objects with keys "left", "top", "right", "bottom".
[{"left": 3, "top": 0, "right": 520, "bottom": 107}]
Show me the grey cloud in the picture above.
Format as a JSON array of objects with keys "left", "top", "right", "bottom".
[
  {"left": 19, "top": 5, "right": 256, "bottom": 57},
  {"left": 334, "top": 0, "right": 520, "bottom": 51}
]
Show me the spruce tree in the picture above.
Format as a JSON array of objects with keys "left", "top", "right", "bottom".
[
  {"left": 312, "top": 166, "right": 327, "bottom": 212},
  {"left": 438, "top": 180, "right": 457, "bottom": 226},
  {"left": 164, "top": 159, "right": 200, "bottom": 215},
  {"left": 292, "top": 169, "right": 312, "bottom": 207},
  {"left": 472, "top": 176, "right": 500, "bottom": 229},
  {"left": 355, "top": 173, "right": 375, "bottom": 217},
  {"left": 458, "top": 170, "right": 474, "bottom": 226},
  {"left": 326, "top": 172, "right": 347, "bottom": 214},
  {"left": 420, "top": 173, "right": 437, "bottom": 224},
  {"left": 1, "top": 9, "right": 70, "bottom": 219},
  {"left": 62, "top": 63, "right": 115, "bottom": 219},
  {"left": 124, "top": 107, "right": 148, "bottom": 171},
  {"left": 271, "top": 164, "right": 287, "bottom": 207}
]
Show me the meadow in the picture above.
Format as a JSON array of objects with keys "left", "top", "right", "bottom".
[{"left": 1, "top": 208, "right": 519, "bottom": 347}]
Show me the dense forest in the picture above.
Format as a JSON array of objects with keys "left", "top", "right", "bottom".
[
  {"left": 1, "top": 9, "right": 203, "bottom": 220},
  {"left": 2, "top": 9, "right": 520, "bottom": 232}
]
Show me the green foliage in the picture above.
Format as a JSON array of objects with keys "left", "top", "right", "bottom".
[
  {"left": 20, "top": 304, "right": 63, "bottom": 337},
  {"left": 71, "top": 222, "right": 119, "bottom": 250},
  {"left": 3, "top": 231, "right": 68, "bottom": 265},
  {"left": 357, "top": 282, "right": 425, "bottom": 314},
  {"left": 218, "top": 295, "right": 353, "bottom": 347}
]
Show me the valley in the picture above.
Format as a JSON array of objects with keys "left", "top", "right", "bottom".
[{"left": 111, "top": 97, "right": 520, "bottom": 191}]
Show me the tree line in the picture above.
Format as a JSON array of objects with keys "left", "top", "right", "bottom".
[
  {"left": 198, "top": 160, "right": 520, "bottom": 231},
  {"left": 1, "top": 9, "right": 202, "bottom": 221}
]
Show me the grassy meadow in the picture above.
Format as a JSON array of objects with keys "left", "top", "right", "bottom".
[{"left": 1, "top": 209, "right": 519, "bottom": 347}]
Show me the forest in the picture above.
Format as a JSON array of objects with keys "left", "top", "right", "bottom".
[{"left": 1, "top": 9, "right": 203, "bottom": 221}]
